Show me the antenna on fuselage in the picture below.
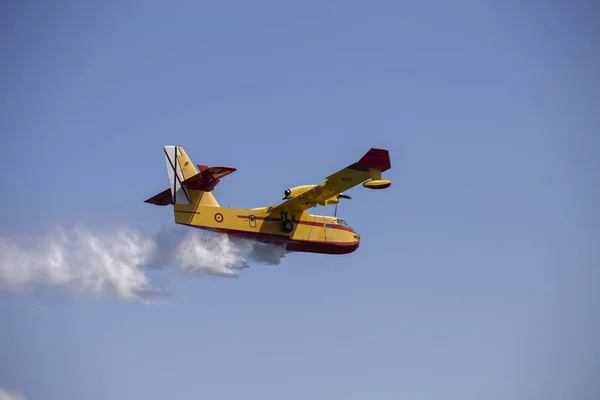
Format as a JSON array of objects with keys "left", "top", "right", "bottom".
[{"left": 334, "top": 193, "right": 351, "bottom": 218}]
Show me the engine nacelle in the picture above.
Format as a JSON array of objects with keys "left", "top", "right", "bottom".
[
  {"left": 319, "top": 195, "right": 339, "bottom": 206},
  {"left": 283, "top": 184, "right": 316, "bottom": 199}
]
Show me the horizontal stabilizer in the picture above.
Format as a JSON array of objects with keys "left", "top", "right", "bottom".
[
  {"left": 198, "top": 165, "right": 237, "bottom": 179},
  {"left": 144, "top": 189, "right": 172, "bottom": 206},
  {"left": 185, "top": 165, "right": 237, "bottom": 192}
]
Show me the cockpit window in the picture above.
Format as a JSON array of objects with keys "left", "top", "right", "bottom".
[{"left": 336, "top": 218, "right": 349, "bottom": 227}]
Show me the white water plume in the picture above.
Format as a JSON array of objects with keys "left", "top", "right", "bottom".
[
  {"left": 0, "top": 225, "right": 160, "bottom": 302},
  {"left": 176, "top": 232, "right": 289, "bottom": 276},
  {"left": 0, "top": 387, "right": 26, "bottom": 400},
  {"left": 0, "top": 225, "right": 289, "bottom": 302}
]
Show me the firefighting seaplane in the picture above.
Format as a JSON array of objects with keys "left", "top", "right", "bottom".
[{"left": 145, "top": 146, "right": 391, "bottom": 254}]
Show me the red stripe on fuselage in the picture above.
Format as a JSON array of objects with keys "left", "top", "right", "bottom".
[
  {"left": 325, "top": 224, "right": 355, "bottom": 233},
  {"left": 236, "top": 215, "right": 355, "bottom": 233},
  {"left": 236, "top": 215, "right": 316, "bottom": 224},
  {"left": 175, "top": 211, "right": 356, "bottom": 233}
]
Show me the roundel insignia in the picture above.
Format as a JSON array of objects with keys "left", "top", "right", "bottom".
[{"left": 214, "top": 213, "right": 224, "bottom": 223}]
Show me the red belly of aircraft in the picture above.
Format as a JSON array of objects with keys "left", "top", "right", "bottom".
[
  {"left": 285, "top": 240, "right": 359, "bottom": 255},
  {"left": 192, "top": 225, "right": 359, "bottom": 255}
]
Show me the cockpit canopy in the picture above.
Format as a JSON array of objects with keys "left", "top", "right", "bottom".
[{"left": 336, "top": 218, "right": 350, "bottom": 227}]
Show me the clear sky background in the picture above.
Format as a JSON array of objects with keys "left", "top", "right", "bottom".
[{"left": 1, "top": 1, "right": 598, "bottom": 399}]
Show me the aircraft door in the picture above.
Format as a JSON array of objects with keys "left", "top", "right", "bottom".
[
  {"left": 248, "top": 215, "right": 257, "bottom": 228},
  {"left": 304, "top": 215, "right": 326, "bottom": 242}
]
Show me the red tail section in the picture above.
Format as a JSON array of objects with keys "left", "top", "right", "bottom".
[{"left": 183, "top": 165, "right": 237, "bottom": 192}]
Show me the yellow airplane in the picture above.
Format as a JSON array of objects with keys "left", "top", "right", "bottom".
[{"left": 145, "top": 146, "right": 391, "bottom": 254}]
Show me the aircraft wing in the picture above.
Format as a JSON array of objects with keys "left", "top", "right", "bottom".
[{"left": 268, "top": 148, "right": 391, "bottom": 214}]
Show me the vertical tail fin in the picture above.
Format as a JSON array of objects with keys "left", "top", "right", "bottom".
[
  {"left": 145, "top": 145, "right": 222, "bottom": 207},
  {"left": 164, "top": 146, "right": 194, "bottom": 205}
]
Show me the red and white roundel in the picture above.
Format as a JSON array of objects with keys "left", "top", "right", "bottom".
[{"left": 214, "top": 213, "right": 224, "bottom": 223}]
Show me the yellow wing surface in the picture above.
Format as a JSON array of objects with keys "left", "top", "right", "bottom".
[{"left": 268, "top": 148, "right": 391, "bottom": 214}]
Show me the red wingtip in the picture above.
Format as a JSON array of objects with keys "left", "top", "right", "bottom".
[{"left": 357, "top": 148, "right": 391, "bottom": 172}]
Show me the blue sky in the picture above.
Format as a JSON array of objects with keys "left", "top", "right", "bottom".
[{"left": 1, "top": 1, "right": 598, "bottom": 399}]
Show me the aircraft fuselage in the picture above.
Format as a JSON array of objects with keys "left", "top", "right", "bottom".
[{"left": 173, "top": 204, "right": 360, "bottom": 254}]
